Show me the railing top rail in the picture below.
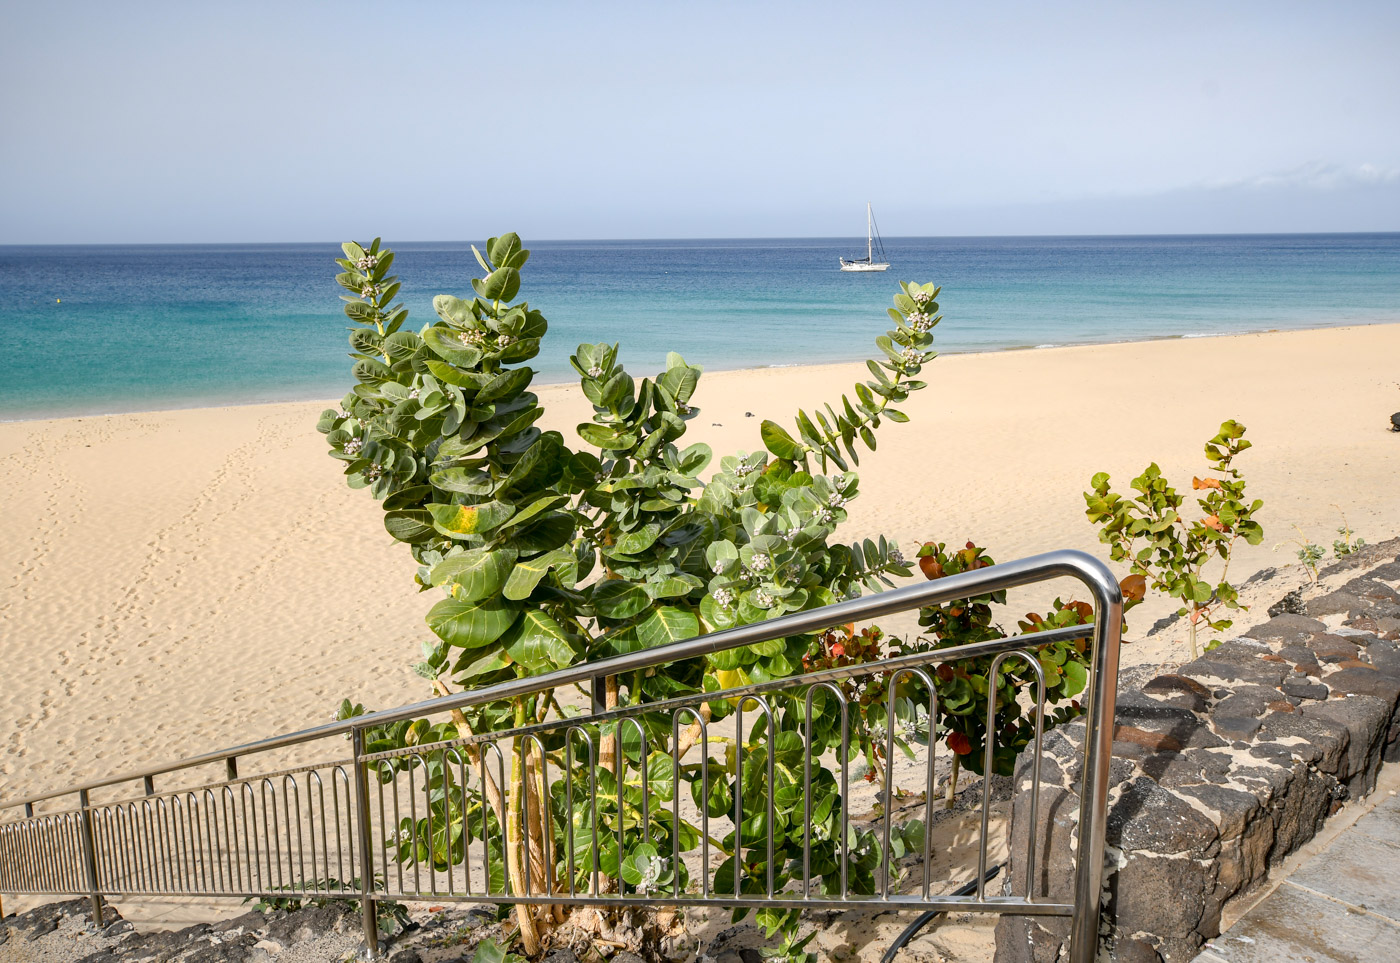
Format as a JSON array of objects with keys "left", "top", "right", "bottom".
[{"left": 0, "top": 548, "right": 1119, "bottom": 812}]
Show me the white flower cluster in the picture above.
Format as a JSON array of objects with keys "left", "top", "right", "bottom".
[
  {"left": 912, "top": 290, "right": 932, "bottom": 304},
  {"left": 814, "top": 507, "right": 835, "bottom": 525},
  {"left": 587, "top": 365, "right": 603, "bottom": 379},
  {"left": 363, "top": 462, "right": 385, "bottom": 481},
  {"left": 342, "top": 437, "right": 363, "bottom": 456},
  {"left": 733, "top": 462, "right": 757, "bottom": 478},
  {"left": 828, "top": 492, "right": 847, "bottom": 509},
  {"left": 408, "top": 387, "right": 421, "bottom": 400},
  {"left": 458, "top": 330, "right": 486, "bottom": 347},
  {"left": 888, "top": 549, "right": 906, "bottom": 567},
  {"left": 712, "top": 561, "right": 727, "bottom": 575},
  {"left": 907, "top": 311, "right": 933, "bottom": 332},
  {"left": 901, "top": 347, "right": 928, "bottom": 365},
  {"left": 754, "top": 588, "right": 776, "bottom": 609},
  {"left": 498, "top": 335, "right": 515, "bottom": 347},
  {"left": 355, "top": 255, "right": 379, "bottom": 272},
  {"left": 636, "top": 856, "right": 668, "bottom": 894},
  {"left": 712, "top": 587, "right": 735, "bottom": 608},
  {"left": 676, "top": 402, "right": 691, "bottom": 415},
  {"left": 749, "top": 552, "right": 772, "bottom": 572}
]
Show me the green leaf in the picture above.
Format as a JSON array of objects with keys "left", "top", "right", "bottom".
[
  {"left": 635, "top": 606, "right": 700, "bottom": 648},
  {"left": 760, "top": 420, "right": 803, "bottom": 460},
  {"left": 578, "top": 423, "right": 638, "bottom": 451},
  {"left": 592, "top": 580, "right": 650, "bottom": 619},
  {"left": 501, "top": 610, "right": 577, "bottom": 672},
  {"left": 430, "top": 547, "right": 518, "bottom": 601},
  {"left": 422, "top": 327, "right": 483, "bottom": 367},
  {"left": 613, "top": 523, "right": 661, "bottom": 556},
  {"left": 479, "top": 266, "right": 521, "bottom": 302},
  {"left": 427, "top": 596, "right": 520, "bottom": 648},
  {"left": 477, "top": 367, "right": 533, "bottom": 405},
  {"left": 502, "top": 547, "right": 574, "bottom": 600},
  {"left": 383, "top": 510, "right": 434, "bottom": 544},
  {"left": 427, "top": 501, "right": 515, "bottom": 538}
]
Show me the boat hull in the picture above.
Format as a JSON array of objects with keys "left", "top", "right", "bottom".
[{"left": 839, "top": 261, "right": 890, "bottom": 272}]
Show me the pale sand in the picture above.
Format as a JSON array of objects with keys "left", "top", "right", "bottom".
[{"left": 2, "top": 322, "right": 1400, "bottom": 811}]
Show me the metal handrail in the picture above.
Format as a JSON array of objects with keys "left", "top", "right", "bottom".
[
  {"left": 0, "top": 548, "right": 1122, "bottom": 963},
  {"left": 0, "top": 550, "right": 1114, "bottom": 811}
]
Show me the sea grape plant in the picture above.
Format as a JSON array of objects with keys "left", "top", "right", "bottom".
[{"left": 1083, "top": 420, "right": 1263, "bottom": 660}]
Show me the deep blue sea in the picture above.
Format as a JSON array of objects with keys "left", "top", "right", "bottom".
[{"left": 2, "top": 234, "right": 1398, "bottom": 420}]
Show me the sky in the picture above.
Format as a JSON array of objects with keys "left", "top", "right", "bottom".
[{"left": 2, "top": 1, "right": 1398, "bottom": 243}]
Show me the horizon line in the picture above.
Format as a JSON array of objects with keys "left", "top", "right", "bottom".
[{"left": 3, "top": 229, "right": 1399, "bottom": 249}]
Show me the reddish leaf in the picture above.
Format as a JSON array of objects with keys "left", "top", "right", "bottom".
[{"left": 947, "top": 732, "right": 972, "bottom": 755}]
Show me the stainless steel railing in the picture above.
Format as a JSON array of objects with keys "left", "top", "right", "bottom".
[{"left": 0, "top": 549, "right": 1121, "bottom": 962}]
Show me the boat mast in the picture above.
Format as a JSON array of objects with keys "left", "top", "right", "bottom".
[{"left": 866, "top": 202, "right": 873, "bottom": 262}]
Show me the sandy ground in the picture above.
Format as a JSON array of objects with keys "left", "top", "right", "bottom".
[{"left": 2, "top": 322, "right": 1399, "bottom": 809}]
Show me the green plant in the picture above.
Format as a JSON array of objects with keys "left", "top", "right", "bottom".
[
  {"left": 246, "top": 878, "right": 411, "bottom": 938},
  {"left": 899, "top": 542, "right": 1108, "bottom": 805},
  {"left": 1084, "top": 420, "right": 1264, "bottom": 660},
  {"left": 1276, "top": 526, "right": 1327, "bottom": 585},
  {"left": 1332, "top": 505, "right": 1365, "bottom": 557},
  {"left": 319, "top": 236, "right": 1101, "bottom": 960},
  {"left": 320, "top": 234, "right": 932, "bottom": 956}
]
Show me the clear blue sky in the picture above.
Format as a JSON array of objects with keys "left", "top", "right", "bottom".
[{"left": 2, "top": 1, "right": 1397, "bottom": 243}]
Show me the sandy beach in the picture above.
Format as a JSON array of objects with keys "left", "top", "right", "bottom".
[{"left": 3, "top": 323, "right": 1400, "bottom": 807}]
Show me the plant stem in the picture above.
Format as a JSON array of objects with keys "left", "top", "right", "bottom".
[
  {"left": 944, "top": 755, "right": 961, "bottom": 810},
  {"left": 506, "top": 698, "right": 541, "bottom": 956}
]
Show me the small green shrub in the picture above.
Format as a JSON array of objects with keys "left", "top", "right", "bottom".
[{"left": 1084, "top": 421, "right": 1264, "bottom": 660}]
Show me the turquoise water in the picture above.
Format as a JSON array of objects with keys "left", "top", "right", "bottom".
[{"left": 1, "top": 234, "right": 1398, "bottom": 420}]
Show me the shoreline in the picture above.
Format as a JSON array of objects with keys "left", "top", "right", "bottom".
[{"left": 4, "top": 317, "right": 1397, "bottom": 426}]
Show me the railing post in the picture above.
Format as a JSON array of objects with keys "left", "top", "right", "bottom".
[
  {"left": 590, "top": 674, "right": 606, "bottom": 715},
  {"left": 350, "top": 727, "right": 380, "bottom": 959},
  {"left": 1067, "top": 560, "right": 1123, "bottom": 963},
  {"left": 77, "top": 789, "right": 104, "bottom": 927},
  {"left": 225, "top": 757, "right": 238, "bottom": 782}
]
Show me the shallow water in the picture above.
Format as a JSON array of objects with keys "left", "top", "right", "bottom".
[{"left": 2, "top": 233, "right": 1398, "bottom": 419}]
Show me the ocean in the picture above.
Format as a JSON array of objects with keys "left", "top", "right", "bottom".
[{"left": 2, "top": 234, "right": 1398, "bottom": 420}]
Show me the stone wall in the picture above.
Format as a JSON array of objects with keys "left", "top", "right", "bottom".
[{"left": 994, "top": 544, "right": 1400, "bottom": 963}]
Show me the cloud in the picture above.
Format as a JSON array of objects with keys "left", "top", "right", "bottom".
[{"left": 1206, "top": 161, "right": 1400, "bottom": 193}]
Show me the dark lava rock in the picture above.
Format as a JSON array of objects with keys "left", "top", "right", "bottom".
[
  {"left": 390, "top": 949, "right": 425, "bottom": 963},
  {"left": 1324, "top": 666, "right": 1400, "bottom": 702},
  {"left": 1306, "top": 634, "right": 1363, "bottom": 662},
  {"left": 1391, "top": 411, "right": 1400, "bottom": 431},
  {"left": 1142, "top": 673, "right": 1213, "bottom": 711},
  {"left": 1107, "top": 777, "right": 1219, "bottom": 855},
  {"left": 1178, "top": 656, "right": 1289, "bottom": 688},
  {"left": 1268, "top": 589, "right": 1306, "bottom": 617},
  {"left": 1180, "top": 783, "right": 1262, "bottom": 839},
  {"left": 1260, "top": 712, "right": 1350, "bottom": 772},
  {"left": 1281, "top": 680, "right": 1329, "bottom": 701},
  {"left": 1244, "top": 614, "right": 1327, "bottom": 644}
]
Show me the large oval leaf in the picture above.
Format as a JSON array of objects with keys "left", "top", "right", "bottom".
[
  {"left": 430, "top": 547, "right": 518, "bottom": 601},
  {"left": 427, "top": 596, "right": 520, "bottom": 648},
  {"left": 384, "top": 510, "right": 434, "bottom": 544},
  {"left": 502, "top": 547, "right": 575, "bottom": 600},
  {"left": 501, "top": 610, "right": 578, "bottom": 672},
  {"left": 422, "top": 327, "right": 484, "bottom": 367},
  {"left": 636, "top": 606, "right": 700, "bottom": 648},
  {"left": 427, "top": 501, "right": 515, "bottom": 538},
  {"left": 612, "top": 523, "right": 661, "bottom": 556},
  {"left": 592, "top": 580, "right": 651, "bottom": 620},
  {"left": 760, "top": 420, "right": 803, "bottom": 460}
]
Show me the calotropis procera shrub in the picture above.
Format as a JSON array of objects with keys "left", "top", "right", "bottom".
[{"left": 319, "top": 235, "right": 933, "bottom": 957}]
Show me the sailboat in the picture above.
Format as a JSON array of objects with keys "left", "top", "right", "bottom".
[{"left": 839, "top": 203, "right": 890, "bottom": 272}]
